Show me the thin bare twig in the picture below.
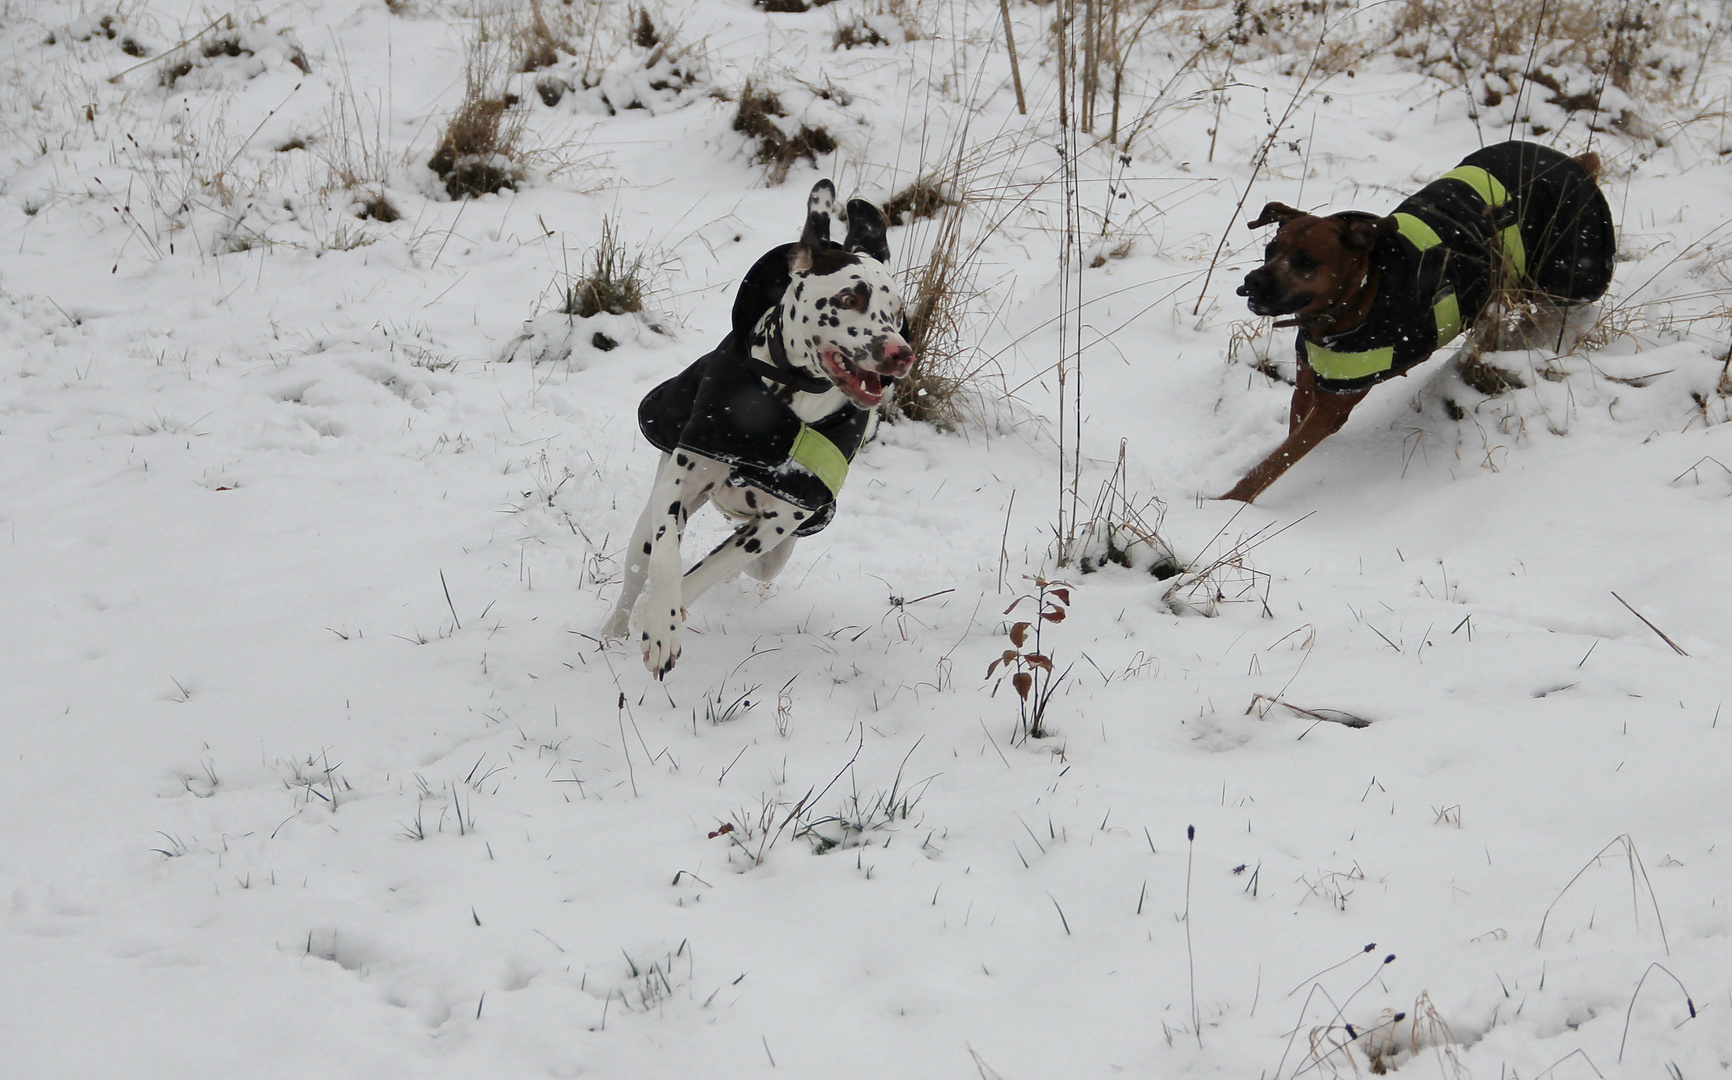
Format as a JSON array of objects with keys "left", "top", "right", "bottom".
[{"left": 1611, "top": 591, "right": 1688, "bottom": 656}]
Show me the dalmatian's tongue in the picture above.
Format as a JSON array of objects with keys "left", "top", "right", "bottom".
[{"left": 822, "top": 350, "right": 887, "bottom": 406}]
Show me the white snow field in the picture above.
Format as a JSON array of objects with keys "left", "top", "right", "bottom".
[{"left": 3, "top": 0, "right": 1730, "bottom": 1076}]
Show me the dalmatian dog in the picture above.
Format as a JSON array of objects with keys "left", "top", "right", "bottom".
[{"left": 600, "top": 180, "right": 913, "bottom": 677}]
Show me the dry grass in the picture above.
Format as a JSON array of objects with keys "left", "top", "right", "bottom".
[
  {"left": 321, "top": 59, "right": 398, "bottom": 222},
  {"left": 893, "top": 186, "right": 987, "bottom": 428},
  {"left": 563, "top": 215, "right": 650, "bottom": 318},
  {"left": 730, "top": 79, "right": 837, "bottom": 184},
  {"left": 517, "top": 0, "right": 567, "bottom": 72},
  {"left": 832, "top": 14, "right": 890, "bottom": 51},
  {"left": 427, "top": 20, "right": 527, "bottom": 200},
  {"left": 883, "top": 174, "right": 952, "bottom": 227},
  {"left": 1389, "top": 0, "right": 1708, "bottom": 133},
  {"left": 1070, "top": 441, "right": 1183, "bottom": 576}
]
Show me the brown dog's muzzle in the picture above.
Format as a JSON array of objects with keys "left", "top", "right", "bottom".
[{"left": 1237, "top": 267, "right": 1301, "bottom": 317}]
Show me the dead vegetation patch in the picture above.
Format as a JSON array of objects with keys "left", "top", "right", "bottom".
[
  {"left": 731, "top": 80, "right": 837, "bottom": 184},
  {"left": 160, "top": 32, "right": 253, "bottom": 88},
  {"left": 633, "top": 8, "right": 660, "bottom": 48},
  {"left": 833, "top": 15, "right": 890, "bottom": 50},
  {"left": 428, "top": 95, "right": 519, "bottom": 198},
  {"left": 564, "top": 216, "right": 650, "bottom": 318},
  {"left": 1388, "top": 0, "right": 1704, "bottom": 135},
  {"left": 518, "top": 1, "right": 567, "bottom": 72},
  {"left": 893, "top": 179, "right": 1001, "bottom": 428},
  {"left": 883, "top": 176, "right": 952, "bottom": 226},
  {"left": 355, "top": 192, "right": 400, "bottom": 223},
  {"left": 52, "top": 13, "right": 150, "bottom": 56},
  {"left": 428, "top": 25, "right": 526, "bottom": 199},
  {"left": 1459, "top": 354, "right": 1528, "bottom": 396}
]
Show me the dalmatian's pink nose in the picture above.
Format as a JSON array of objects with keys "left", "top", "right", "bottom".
[{"left": 875, "top": 339, "right": 915, "bottom": 378}]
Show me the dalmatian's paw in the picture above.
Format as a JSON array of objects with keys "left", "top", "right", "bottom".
[
  {"left": 632, "top": 595, "right": 685, "bottom": 678},
  {"left": 599, "top": 606, "right": 631, "bottom": 642}
]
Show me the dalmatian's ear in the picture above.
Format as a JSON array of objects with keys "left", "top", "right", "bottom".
[
  {"left": 842, "top": 198, "right": 891, "bottom": 265},
  {"left": 789, "top": 179, "right": 837, "bottom": 273}
]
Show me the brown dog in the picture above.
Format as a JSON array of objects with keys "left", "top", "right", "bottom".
[{"left": 1222, "top": 140, "right": 1616, "bottom": 502}]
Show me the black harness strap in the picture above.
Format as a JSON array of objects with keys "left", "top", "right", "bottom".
[{"left": 742, "top": 309, "right": 835, "bottom": 396}]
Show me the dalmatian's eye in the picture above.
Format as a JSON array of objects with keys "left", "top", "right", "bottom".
[{"left": 834, "top": 289, "right": 866, "bottom": 311}]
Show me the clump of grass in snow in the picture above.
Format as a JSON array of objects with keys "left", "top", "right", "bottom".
[
  {"left": 563, "top": 215, "right": 651, "bottom": 317},
  {"left": 428, "top": 21, "right": 526, "bottom": 199},
  {"left": 891, "top": 173, "right": 1006, "bottom": 428},
  {"left": 517, "top": 0, "right": 568, "bottom": 72},
  {"left": 158, "top": 24, "right": 253, "bottom": 88},
  {"left": 1070, "top": 440, "right": 1183, "bottom": 577},
  {"left": 799, "top": 739, "right": 933, "bottom": 852},
  {"left": 1388, "top": 0, "right": 1716, "bottom": 136},
  {"left": 832, "top": 13, "right": 890, "bottom": 50},
  {"left": 730, "top": 79, "right": 837, "bottom": 184},
  {"left": 882, "top": 174, "right": 951, "bottom": 226},
  {"left": 281, "top": 750, "right": 349, "bottom": 810}
]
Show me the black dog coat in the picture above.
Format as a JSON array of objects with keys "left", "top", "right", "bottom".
[
  {"left": 637, "top": 243, "right": 873, "bottom": 538},
  {"left": 1301, "top": 140, "right": 1616, "bottom": 394}
]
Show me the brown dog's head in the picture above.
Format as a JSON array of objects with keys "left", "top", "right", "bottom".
[{"left": 1236, "top": 202, "right": 1393, "bottom": 330}]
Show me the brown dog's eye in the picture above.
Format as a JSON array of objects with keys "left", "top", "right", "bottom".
[{"left": 1291, "top": 252, "right": 1318, "bottom": 272}]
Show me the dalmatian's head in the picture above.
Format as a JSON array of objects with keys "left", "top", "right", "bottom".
[{"left": 778, "top": 180, "right": 913, "bottom": 409}]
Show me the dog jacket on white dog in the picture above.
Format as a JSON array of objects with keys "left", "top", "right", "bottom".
[{"left": 636, "top": 241, "right": 877, "bottom": 537}]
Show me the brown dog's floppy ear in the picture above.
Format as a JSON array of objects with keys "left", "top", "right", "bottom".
[
  {"left": 1340, "top": 215, "right": 1395, "bottom": 253},
  {"left": 1246, "top": 202, "right": 1306, "bottom": 229},
  {"left": 790, "top": 179, "right": 838, "bottom": 273},
  {"left": 842, "top": 198, "right": 891, "bottom": 264}
]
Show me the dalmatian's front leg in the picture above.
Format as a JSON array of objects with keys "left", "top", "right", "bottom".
[
  {"left": 599, "top": 456, "right": 666, "bottom": 642},
  {"left": 678, "top": 489, "right": 804, "bottom": 608},
  {"left": 600, "top": 452, "right": 717, "bottom": 640},
  {"left": 604, "top": 452, "right": 724, "bottom": 677}
]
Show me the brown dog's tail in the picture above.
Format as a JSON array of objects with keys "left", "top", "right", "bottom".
[{"left": 1573, "top": 151, "right": 1602, "bottom": 180}]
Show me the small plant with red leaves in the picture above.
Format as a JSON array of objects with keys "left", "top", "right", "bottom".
[{"left": 986, "top": 578, "right": 1074, "bottom": 742}]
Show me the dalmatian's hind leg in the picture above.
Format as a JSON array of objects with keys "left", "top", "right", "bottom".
[{"left": 744, "top": 537, "right": 796, "bottom": 583}]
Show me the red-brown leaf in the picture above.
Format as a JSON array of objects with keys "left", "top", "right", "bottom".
[
  {"left": 1009, "top": 621, "right": 1031, "bottom": 648},
  {"left": 1012, "top": 671, "right": 1033, "bottom": 700},
  {"left": 1050, "top": 587, "right": 1071, "bottom": 605},
  {"left": 1041, "top": 607, "right": 1067, "bottom": 623}
]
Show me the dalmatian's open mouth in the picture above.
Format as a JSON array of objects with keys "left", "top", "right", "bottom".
[{"left": 820, "top": 349, "right": 892, "bottom": 407}]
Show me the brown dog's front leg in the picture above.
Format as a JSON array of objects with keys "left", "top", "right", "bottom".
[{"left": 1220, "top": 377, "right": 1368, "bottom": 503}]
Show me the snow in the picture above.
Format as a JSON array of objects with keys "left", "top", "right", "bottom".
[{"left": 2, "top": 0, "right": 1729, "bottom": 1076}]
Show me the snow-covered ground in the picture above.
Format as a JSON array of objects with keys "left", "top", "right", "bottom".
[{"left": 3, "top": 1, "right": 1730, "bottom": 1076}]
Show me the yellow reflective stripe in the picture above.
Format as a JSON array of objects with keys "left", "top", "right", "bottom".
[
  {"left": 1395, "top": 213, "right": 1442, "bottom": 252},
  {"left": 1433, "top": 292, "right": 1462, "bottom": 346},
  {"left": 1440, "top": 165, "right": 1508, "bottom": 207},
  {"left": 1306, "top": 340, "right": 1395, "bottom": 382},
  {"left": 1500, "top": 224, "right": 1527, "bottom": 276},
  {"left": 789, "top": 425, "right": 849, "bottom": 496},
  {"left": 1437, "top": 165, "right": 1529, "bottom": 274}
]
